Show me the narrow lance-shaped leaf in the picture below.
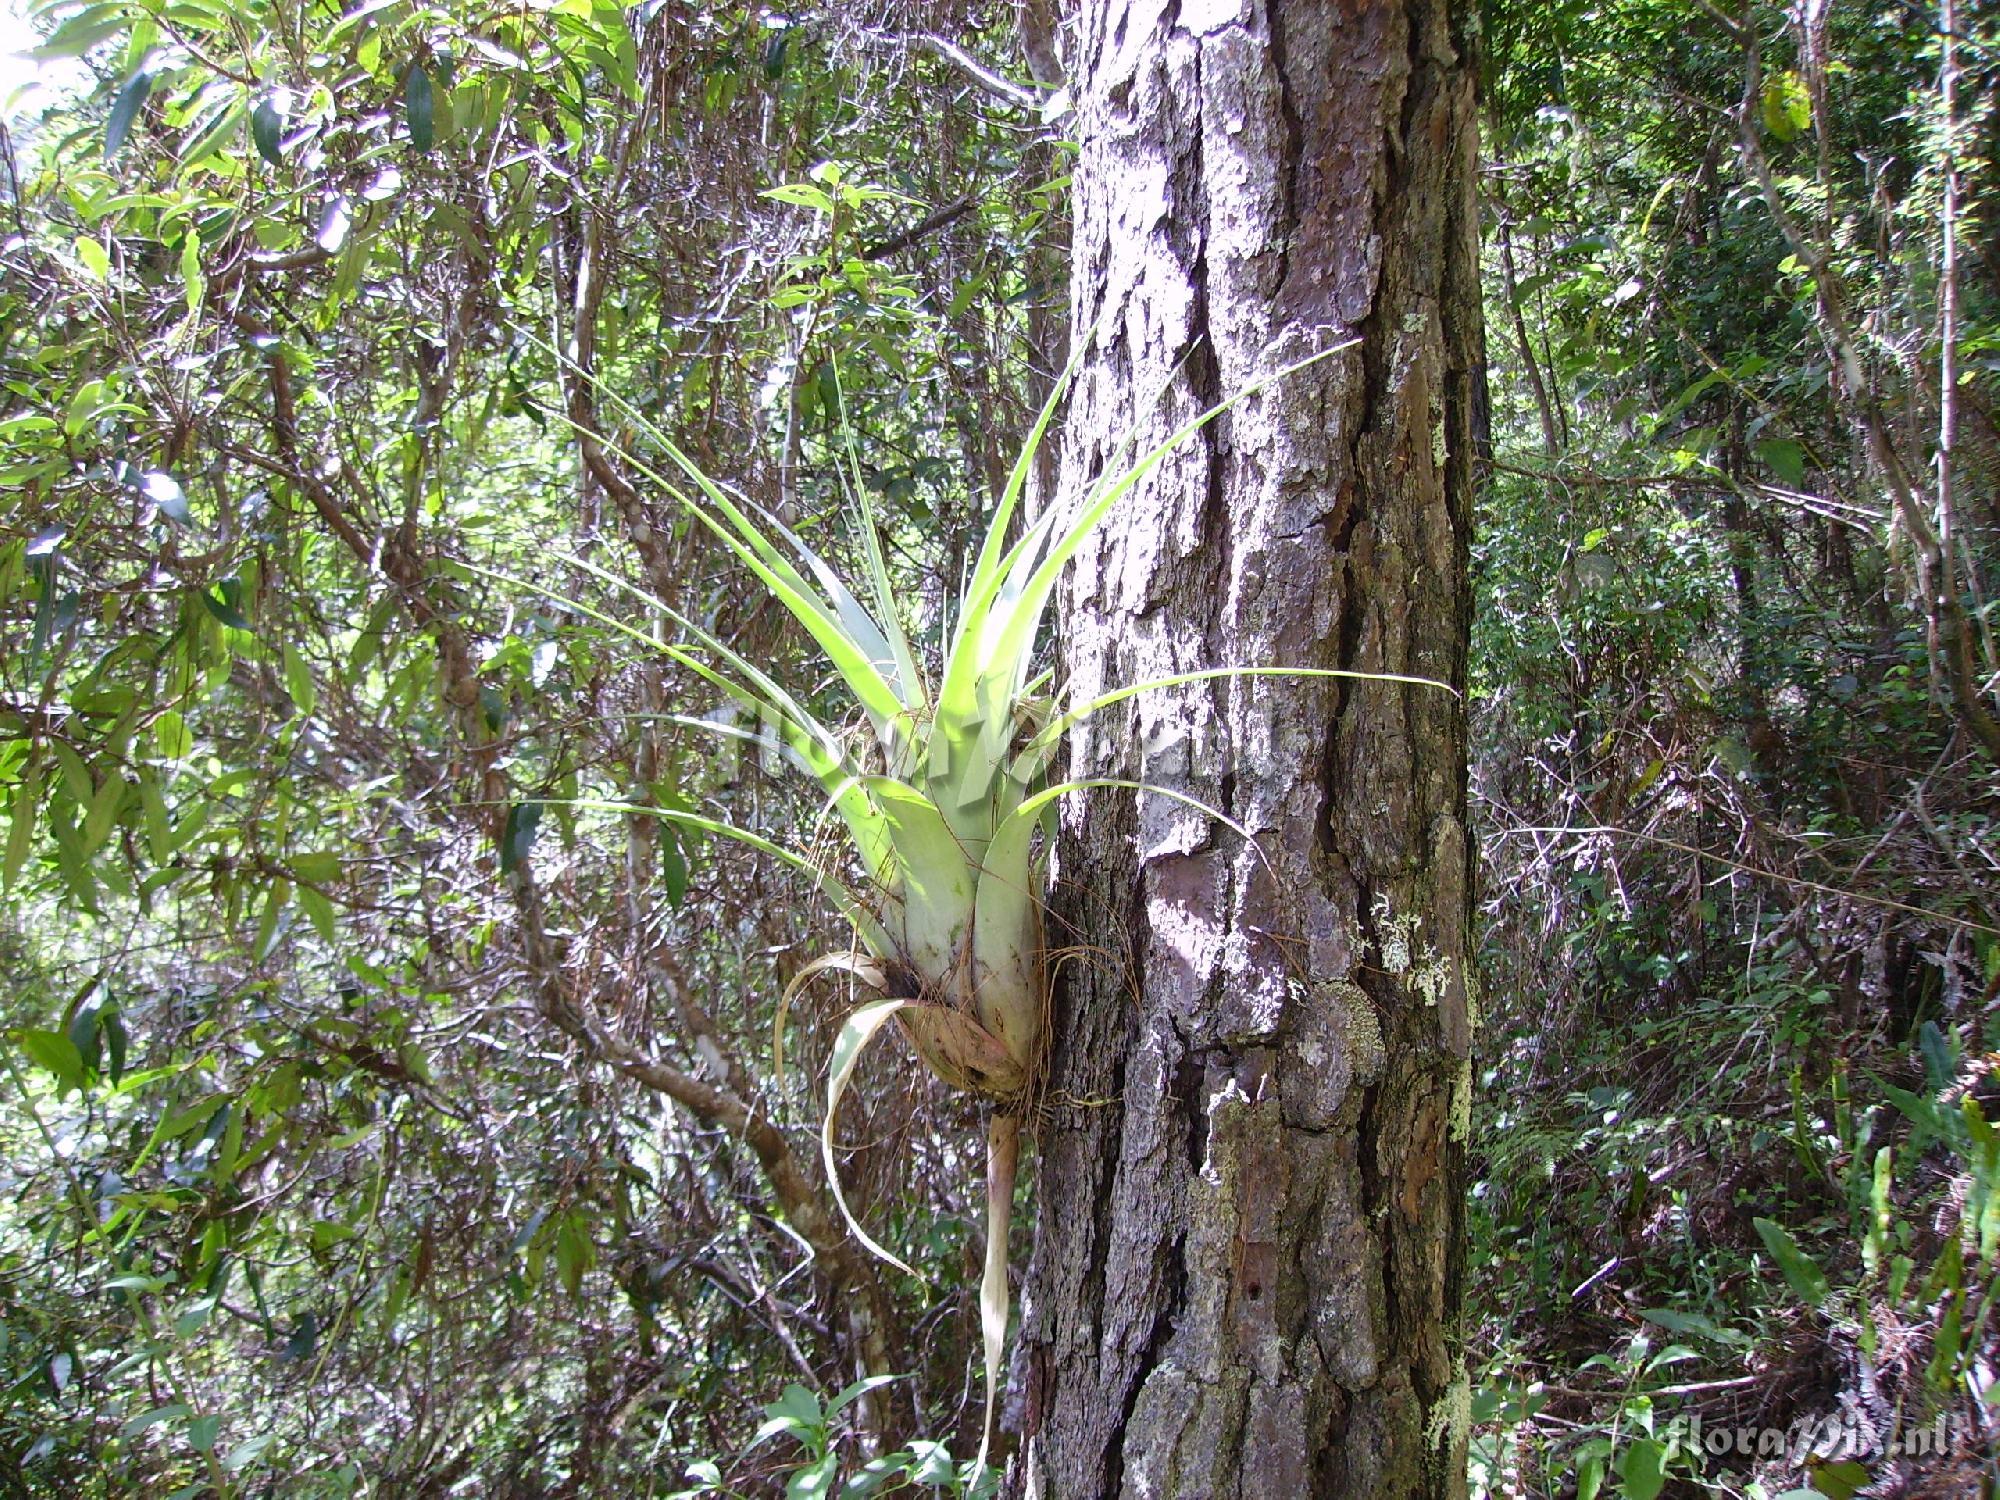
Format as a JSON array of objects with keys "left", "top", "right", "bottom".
[
  {"left": 461, "top": 556, "right": 894, "bottom": 882},
  {"left": 199, "top": 579, "right": 253, "bottom": 631},
  {"left": 515, "top": 335, "right": 917, "bottom": 740},
  {"left": 1752, "top": 1216, "right": 1830, "bottom": 1306},
  {"left": 405, "top": 62, "right": 434, "bottom": 151},
  {"left": 666, "top": 712, "right": 893, "bottom": 885},
  {"left": 4, "top": 759, "right": 40, "bottom": 891},
  {"left": 941, "top": 313, "right": 1109, "bottom": 685},
  {"left": 831, "top": 360, "right": 925, "bottom": 714},
  {"left": 662, "top": 472, "right": 912, "bottom": 736},
  {"left": 105, "top": 65, "right": 154, "bottom": 158},
  {"left": 979, "top": 343, "right": 1359, "bottom": 731},
  {"left": 516, "top": 346, "right": 900, "bottom": 687}
]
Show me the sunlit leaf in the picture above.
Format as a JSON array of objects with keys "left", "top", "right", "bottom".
[
  {"left": 16, "top": 1029, "right": 87, "bottom": 1093},
  {"left": 316, "top": 195, "right": 353, "bottom": 253}
]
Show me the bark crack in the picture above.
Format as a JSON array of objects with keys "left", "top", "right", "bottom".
[
  {"left": 1108, "top": 1205, "right": 1188, "bottom": 1498},
  {"left": 1267, "top": 0, "right": 1303, "bottom": 299}
]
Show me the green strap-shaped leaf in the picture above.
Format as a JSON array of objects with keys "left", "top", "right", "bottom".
[
  {"left": 830, "top": 360, "right": 925, "bottom": 717},
  {"left": 461, "top": 556, "right": 893, "bottom": 879},
  {"left": 667, "top": 713, "right": 893, "bottom": 886},
  {"left": 981, "top": 345, "right": 1360, "bottom": 733},
  {"left": 199, "top": 578, "right": 253, "bottom": 631},
  {"left": 505, "top": 342, "right": 915, "bottom": 737},
  {"left": 1752, "top": 1216, "right": 1830, "bottom": 1306},
  {"left": 936, "top": 315, "right": 1102, "bottom": 721},
  {"left": 4, "top": 759, "right": 40, "bottom": 891},
  {"left": 675, "top": 496, "right": 909, "bottom": 735},
  {"left": 500, "top": 801, "right": 542, "bottom": 875}
]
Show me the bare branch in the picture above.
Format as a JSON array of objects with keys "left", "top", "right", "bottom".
[{"left": 913, "top": 33, "right": 1039, "bottom": 110}]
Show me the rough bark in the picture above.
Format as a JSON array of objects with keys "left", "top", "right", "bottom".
[{"left": 1011, "top": 1, "right": 1482, "bottom": 1495}]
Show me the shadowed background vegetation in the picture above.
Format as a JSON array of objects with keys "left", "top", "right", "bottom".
[{"left": 0, "top": 0, "right": 1994, "bottom": 1495}]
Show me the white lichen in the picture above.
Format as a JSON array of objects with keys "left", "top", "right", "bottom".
[
  {"left": 1372, "top": 892, "right": 1419, "bottom": 975},
  {"left": 1371, "top": 893, "right": 1456, "bottom": 1008},
  {"left": 1412, "top": 946, "right": 1454, "bottom": 1009}
]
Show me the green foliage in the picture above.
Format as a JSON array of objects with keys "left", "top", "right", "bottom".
[
  {"left": 5, "top": 0, "right": 1998, "bottom": 1490},
  {"left": 2, "top": 0, "right": 1065, "bottom": 1490},
  {"left": 705, "top": 1376, "right": 993, "bottom": 1499},
  {"left": 653, "top": 1379, "right": 992, "bottom": 1499},
  {"left": 1472, "top": 0, "right": 2000, "bottom": 1492}
]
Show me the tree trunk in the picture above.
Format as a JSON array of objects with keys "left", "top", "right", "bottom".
[{"left": 1011, "top": 2, "right": 1483, "bottom": 1495}]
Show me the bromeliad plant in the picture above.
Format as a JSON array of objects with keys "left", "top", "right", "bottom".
[{"left": 488, "top": 335, "right": 1435, "bottom": 1473}]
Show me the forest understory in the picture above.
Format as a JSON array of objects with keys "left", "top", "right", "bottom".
[{"left": 0, "top": 1, "right": 1997, "bottom": 1497}]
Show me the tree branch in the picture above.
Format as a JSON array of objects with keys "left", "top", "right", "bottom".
[
  {"left": 864, "top": 196, "right": 975, "bottom": 260},
  {"left": 913, "top": 33, "right": 1039, "bottom": 110}
]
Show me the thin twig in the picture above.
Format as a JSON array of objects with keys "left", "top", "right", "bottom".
[{"left": 1487, "top": 823, "right": 1999, "bottom": 937}]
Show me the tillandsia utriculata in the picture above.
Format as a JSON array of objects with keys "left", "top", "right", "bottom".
[{"left": 478, "top": 329, "right": 1449, "bottom": 1479}]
